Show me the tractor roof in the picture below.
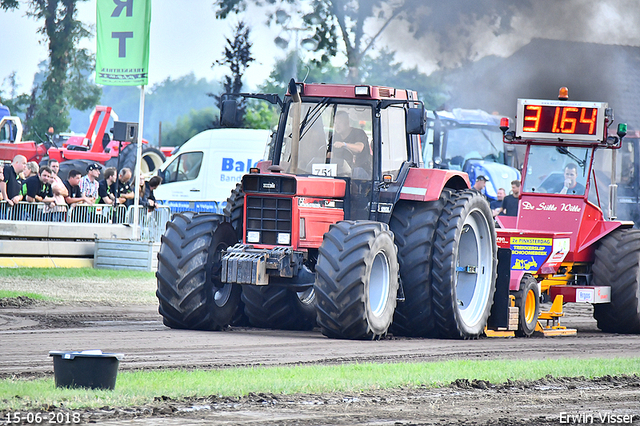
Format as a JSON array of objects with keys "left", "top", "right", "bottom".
[{"left": 288, "top": 83, "right": 417, "bottom": 101}]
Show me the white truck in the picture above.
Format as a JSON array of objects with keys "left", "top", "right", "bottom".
[{"left": 154, "top": 128, "right": 271, "bottom": 213}]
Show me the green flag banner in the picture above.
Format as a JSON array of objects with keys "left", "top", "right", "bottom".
[{"left": 96, "top": 0, "right": 151, "bottom": 86}]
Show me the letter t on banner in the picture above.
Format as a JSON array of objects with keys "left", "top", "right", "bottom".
[
  {"left": 96, "top": 0, "right": 152, "bottom": 240},
  {"left": 96, "top": 0, "right": 151, "bottom": 86}
]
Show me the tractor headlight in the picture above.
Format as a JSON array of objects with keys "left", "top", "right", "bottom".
[
  {"left": 247, "top": 231, "right": 260, "bottom": 243},
  {"left": 277, "top": 232, "right": 291, "bottom": 245}
]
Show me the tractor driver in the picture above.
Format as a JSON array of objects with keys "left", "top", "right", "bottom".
[
  {"left": 557, "top": 163, "right": 585, "bottom": 195},
  {"left": 331, "top": 111, "right": 371, "bottom": 179}
]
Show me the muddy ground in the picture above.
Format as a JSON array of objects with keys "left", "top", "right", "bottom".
[{"left": 0, "top": 281, "right": 639, "bottom": 425}]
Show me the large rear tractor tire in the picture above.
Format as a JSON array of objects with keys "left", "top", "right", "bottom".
[
  {"left": 592, "top": 229, "right": 640, "bottom": 333},
  {"left": 106, "top": 144, "right": 166, "bottom": 176},
  {"left": 58, "top": 159, "right": 97, "bottom": 181},
  {"left": 388, "top": 198, "right": 445, "bottom": 337},
  {"left": 241, "top": 285, "right": 316, "bottom": 330},
  {"left": 431, "top": 190, "right": 497, "bottom": 339},
  {"left": 224, "top": 183, "right": 244, "bottom": 241},
  {"left": 315, "top": 221, "right": 399, "bottom": 340},
  {"left": 221, "top": 182, "right": 251, "bottom": 326},
  {"left": 156, "top": 212, "right": 241, "bottom": 330},
  {"left": 513, "top": 274, "right": 540, "bottom": 337}
]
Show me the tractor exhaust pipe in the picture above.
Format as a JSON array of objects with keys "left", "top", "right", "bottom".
[
  {"left": 289, "top": 78, "right": 301, "bottom": 174},
  {"left": 609, "top": 148, "right": 617, "bottom": 221}
]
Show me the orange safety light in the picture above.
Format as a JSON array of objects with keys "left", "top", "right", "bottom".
[
  {"left": 500, "top": 117, "right": 509, "bottom": 132},
  {"left": 558, "top": 87, "right": 569, "bottom": 100},
  {"left": 249, "top": 167, "right": 260, "bottom": 174}
]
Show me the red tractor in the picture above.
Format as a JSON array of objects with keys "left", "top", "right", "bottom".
[
  {"left": 156, "top": 80, "right": 499, "bottom": 339},
  {"left": 0, "top": 106, "right": 168, "bottom": 179},
  {"left": 489, "top": 88, "right": 640, "bottom": 337}
]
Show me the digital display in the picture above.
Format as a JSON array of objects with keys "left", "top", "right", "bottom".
[
  {"left": 515, "top": 99, "right": 607, "bottom": 142},
  {"left": 522, "top": 105, "right": 597, "bottom": 135}
]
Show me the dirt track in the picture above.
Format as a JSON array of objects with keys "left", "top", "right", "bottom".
[{"left": 1, "top": 281, "right": 640, "bottom": 425}]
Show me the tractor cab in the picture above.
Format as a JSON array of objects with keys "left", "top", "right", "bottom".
[{"left": 221, "top": 80, "right": 426, "bottom": 223}]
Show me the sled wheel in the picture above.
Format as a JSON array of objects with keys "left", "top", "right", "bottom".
[{"left": 513, "top": 274, "right": 540, "bottom": 337}]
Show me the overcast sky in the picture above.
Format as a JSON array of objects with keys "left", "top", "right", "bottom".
[
  {"left": 0, "top": 0, "right": 278, "bottom": 96},
  {"left": 3, "top": 1, "right": 640, "bottom": 99}
]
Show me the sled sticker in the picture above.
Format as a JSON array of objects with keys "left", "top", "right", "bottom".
[{"left": 510, "top": 237, "right": 553, "bottom": 272}]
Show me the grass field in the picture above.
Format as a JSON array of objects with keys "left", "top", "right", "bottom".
[
  {"left": 0, "top": 267, "right": 156, "bottom": 304},
  {"left": 1, "top": 357, "right": 639, "bottom": 411},
  {"left": 0, "top": 267, "right": 155, "bottom": 280},
  {"left": 1, "top": 268, "right": 639, "bottom": 413}
]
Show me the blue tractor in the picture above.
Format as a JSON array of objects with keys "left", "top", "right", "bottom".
[{"left": 422, "top": 108, "right": 521, "bottom": 201}]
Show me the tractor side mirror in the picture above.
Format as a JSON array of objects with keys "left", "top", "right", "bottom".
[
  {"left": 220, "top": 100, "right": 238, "bottom": 128},
  {"left": 406, "top": 107, "right": 426, "bottom": 135}
]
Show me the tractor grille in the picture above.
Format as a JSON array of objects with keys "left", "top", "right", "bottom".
[{"left": 246, "top": 196, "right": 292, "bottom": 245}]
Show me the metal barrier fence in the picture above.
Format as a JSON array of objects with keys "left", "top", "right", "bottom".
[{"left": 0, "top": 201, "right": 170, "bottom": 242}]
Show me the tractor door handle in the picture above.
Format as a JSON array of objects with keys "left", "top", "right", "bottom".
[{"left": 190, "top": 188, "right": 200, "bottom": 192}]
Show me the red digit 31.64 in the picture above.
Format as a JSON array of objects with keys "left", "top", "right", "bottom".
[{"left": 523, "top": 105, "right": 597, "bottom": 135}]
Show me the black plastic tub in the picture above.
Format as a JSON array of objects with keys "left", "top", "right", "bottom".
[{"left": 49, "top": 350, "right": 124, "bottom": 390}]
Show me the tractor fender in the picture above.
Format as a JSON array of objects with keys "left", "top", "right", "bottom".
[
  {"left": 509, "top": 270, "right": 527, "bottom": 292},
  {"left": 399, "top": 168, "right": 470, "bottom": 202}
]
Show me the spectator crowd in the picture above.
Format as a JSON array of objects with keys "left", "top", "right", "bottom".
[{"left": 0, "top": 154, "right": 162, "bottom": 221}]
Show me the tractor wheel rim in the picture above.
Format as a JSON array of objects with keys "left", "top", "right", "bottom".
[
  {"left": 524, "top": 288, "right": 536, "bottom": 324},
  {"left": 214, "top": 284, "right": 233, "bottom": 307},
  {"left": 141, "top": 151, "right": 165, "bottom": 174},
  {"left": 455, "top": 208, "right": 493, "bottom": 327},
  {"left": 297, "top": 287, "right": 315, "bottom": 306},
  {"left": 369, "top": 251, "right": 390, "bottom": 318}
]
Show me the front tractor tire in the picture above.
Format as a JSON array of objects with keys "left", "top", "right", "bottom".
[
  {"left": 431, "top": 190, "right": 497, "bottom": 339},
  {"left": 241, "top": 285, "right": 316, "bottom": 330},
  {"left": 592, "top": 229, "right": 640, "bottom": 334},
  {"left": 315, "top": 221, "right": 399, "bottom": 340},
  {"left": 156, "top": 212, "right": 241, "bottom": 330}
]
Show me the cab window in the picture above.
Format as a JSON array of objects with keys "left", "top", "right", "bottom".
[
  {"left": 163, "top": 152, "right": 203, "bottom": 183},
  {"left": 380, "top": 106, "right": 408, "bottom": 178}
]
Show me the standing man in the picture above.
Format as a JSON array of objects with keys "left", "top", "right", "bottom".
[
  {"left": 20, "top": 161, "right": 39, "bottom": 186},
  {"left": 25, "top": 166, "right": 55, "bottom": 205},
  {"left": 491, "top": 187, "right": 506, "bottom": 217},
  {"left": 140, "top": 176, "right": 162, "bottom": 212},
  {"left": 48, "top": 158, "right": 68, "bottom": 208},
  {"left": 472, "top": 175, "right": 488, "bottom": 195},
  {"left": 499, "top": 180, "right": 521, "bottom": 217},
  {"left": 64, "top": 170, "right": 94, "bottom": 206},
  {"left": 0, "top": 155, "right": 27, "bottom": 206},
  {"left": 97, "top": 167, "right": 117, "bottom": 205},
  {"left": 115, "top": 168, "right": 134, "bottom": 206},
  {"left": 79, "top": 163, "right": 101, "bottom": 203}
]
